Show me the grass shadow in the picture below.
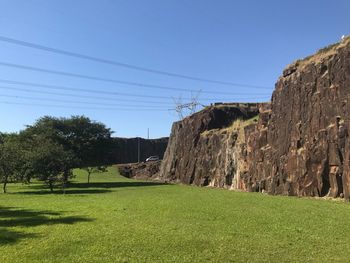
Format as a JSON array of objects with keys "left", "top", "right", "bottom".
[
  {"left": 15, "top": 181, "right": 166, "bottom": 195},
  {"left": 0, "top": 228, "right": 38, "bottom": 245},
  {"left": 17, "top": 188, "right": 112, "bottom": 195},
  {"left": 0, "top": 216, "right": 93, "bottom": 228},
  {"left": 72, "top": 181, "right": 166, "bottom": 189},
  {"left": 0, "top": 207, "right": 60, "bottom": 217},
  {"left": 0, "top": 206, "right": 93, "bottom": 245}
]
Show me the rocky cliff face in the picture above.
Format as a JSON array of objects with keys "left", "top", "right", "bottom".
[
  {"left": 116, "top": 160, "right": 162, "bottom": 180},
  {"left": 123, "top": 37, "right": 350, "bottom": 201},
  {"left": 157, "top": 37, "right": 350, "bottom": 201},
  {"left": 159, "top": 104, "right": 260, "bottom": 187},
  {"left": 241, "top": 37, "right": 350, "bottom": 200}
]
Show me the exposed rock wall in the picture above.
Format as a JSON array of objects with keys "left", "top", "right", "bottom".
[
  {"left": 158, "top": 37, "right": 350, "bottom": 201},
  {"left": 111, "top": 137, "right": 168, "bottom": 164},
  {"left": 116, "top": 161, "right": 162, "bottom": 180},
  {"left": 159, "top": 104, "right": 260, "bottom": 187},
  {"left": 126, "top": 38, "right": 350, "bottom": 201},
  {"left": 241, "top": 37, "right": 350, "bottom": 200}
]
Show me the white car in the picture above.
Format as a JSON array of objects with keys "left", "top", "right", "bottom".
[{"left": 145, "top": 156, "right": 160, "bottom": 162}]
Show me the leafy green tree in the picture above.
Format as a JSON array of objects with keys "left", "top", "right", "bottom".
[
  {"left": 25, "top": 115, "right": 114, "bottom": 169},
  {"left": 31, "top": 140, "right": 77, "bottom": 193},
  {"left": 0, "top": 116, "right": 114, "bottom": 193},
  {"left": 0, "top": 115, "right": 115, "bottom": 194},
  {"left": 14, "top": 132, "right": 40, "bottom": 184},
  {"left": 0, "top": 135, "right": 24, "bottom": 193}
]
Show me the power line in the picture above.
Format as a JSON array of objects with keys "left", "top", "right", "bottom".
[
  {"left": 0, "top": 94, "right": 173, "bottom": 108},
  {"left": 0, "top": 61, "right": 272, "bottom": 95},
  {"left": 0, "top": 85, "right": 172, "bottom": 104},
  {"left": 0, "top": 35, "right": 273, "bottom": 90},
  {"left": 0, "top": 81, "right": 174, "bottom": 100},
  {"left": 0, "top": 101, "right": 172, "bottom": 111},
  {"left": 0, "top": 78, "right": 270, "bottom": 99},
  {"left": 0, "top": 86, "right": 271, "bottom": 107},
  {"left": 0, "top": 85, "right": 270, "bottom": 106}
]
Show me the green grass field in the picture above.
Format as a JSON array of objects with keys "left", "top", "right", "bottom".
[{"left": 1, "top": 167, "right": 350, "bottom": 263}]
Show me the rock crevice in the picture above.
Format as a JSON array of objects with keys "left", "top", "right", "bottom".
[
  {"left": 159, "top": 104, "right": 261, "bottom": 188},
  {"left": 241, "top": 37, "right": 350, "bottom": 199}
]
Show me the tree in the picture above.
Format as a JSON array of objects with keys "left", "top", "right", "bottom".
[
  {"left": 61, "top": 116, "right": 114, "bottom": 172},
  {"left": 83, "top": 166, "right": 107, "bottom": 184},
  {"left": 0, "top": 135, "right": 24, "bottom": 193},
  {"left": 24, "top": 116, "right": 114, "bottom": 185},
  {"left": 0, "top": 132, "right": 5, "bottom": 143},
  {"left": 0, "top": 116, "right": 114, "bottom": 193},
  {"left": 31, "top": 139, "right": 77, "bottom": 193},
  {"left": 25, "top": 116, "right": 114, "bottom": 168}
]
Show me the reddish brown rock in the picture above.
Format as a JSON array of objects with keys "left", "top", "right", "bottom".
[
  {"left": 116, "top": 160, "right": 162, "bottom": 180},
  {"left": 147, "top": 37, "right": 350, "bottom": 201},
  {"left": 241, "top": 37, "right": 350, "bottom": 200},
  {"left": 159, "top": 104, "right": 261, "bottom": 188}
]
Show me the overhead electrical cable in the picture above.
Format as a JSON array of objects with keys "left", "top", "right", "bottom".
[
  {"left": 0, "top": 78, "right": 269, "bottom": 98},
  {"left": 0, "top": 94, "right": 174, "bottom": 108},
  {"left": 0, "top": 86, "right": 172, "bottom": 104},
  {"left": 0, "top": 61, "right": 272, "bottom": 95},
  {"left": 0, "top": 85, "right": 270, "bottom": 104},
  {"left": 0, "top": 101, "right": 172, "bottom": 111},
  {"left": 0, "top": 35, "right": 273, "bottom": 90}
]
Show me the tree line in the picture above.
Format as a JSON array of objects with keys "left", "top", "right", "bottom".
[{"left": 0, "top": 116, "right": 116, "bottom": 193}]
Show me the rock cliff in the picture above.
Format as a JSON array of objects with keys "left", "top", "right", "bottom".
[
  {"left": 159, "top": 103, "right": 261, "bottom": 187},
  {"left": 157, "top": 37, "right": 350, "bottom": 201},
  {"left": 116, "top": 160, "right": 162, "bottom": 180},
  {"left": 119, "top": 38, "right": 350, "bottom": 201},
  {"left": 242, "top": 36, "right": 350, "bottom": 200}
]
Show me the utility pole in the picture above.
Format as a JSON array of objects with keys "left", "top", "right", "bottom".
[
  {"left": 147, "top": 128, "right": 149, "bottom": 139},
  {"left": 137, "top": 137, "right": 140, "bottom": 163}
]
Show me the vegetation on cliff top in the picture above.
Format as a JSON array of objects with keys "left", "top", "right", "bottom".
[
  {"left": 201, "top": 115, "right": 258, "bottom": 138},
  {"left": 1, "top": 166, "right": 349, "bottom": 262},
  {"left": 294, "top": 35, "right": 350, "bottom": 69}
]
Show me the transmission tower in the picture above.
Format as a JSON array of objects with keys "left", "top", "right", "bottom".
[{"left": 172, "top": 90, "right": 204, "bottom": 120}]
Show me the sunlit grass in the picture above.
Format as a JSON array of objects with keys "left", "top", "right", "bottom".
[{"left": 1, "top": 167, "right": 350, "bottom": 262}]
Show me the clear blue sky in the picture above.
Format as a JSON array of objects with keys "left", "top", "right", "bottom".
[{"left": 0, "top": 0, "right": 349, "bottom": 138}]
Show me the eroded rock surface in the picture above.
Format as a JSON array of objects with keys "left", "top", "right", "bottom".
[
  {"left": 128, "top": 37, "right": 350, "bottom": 201},
  {"left": 241, "top": 37, "right": 350, "bottom": 200},
  {"left": 116, "top": 160, "right": 162, "bottom": 180},
  {"left": 159, "top": 104, "right": 260, "bottom": 188}
]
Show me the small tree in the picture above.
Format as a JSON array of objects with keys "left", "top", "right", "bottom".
[{"left": 83, "top": 166, "right": 107, "bottom": 184}]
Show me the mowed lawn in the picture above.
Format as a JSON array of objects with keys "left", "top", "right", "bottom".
[{"left": 1, "top": 167, "right": 350, "bottom": 263}]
